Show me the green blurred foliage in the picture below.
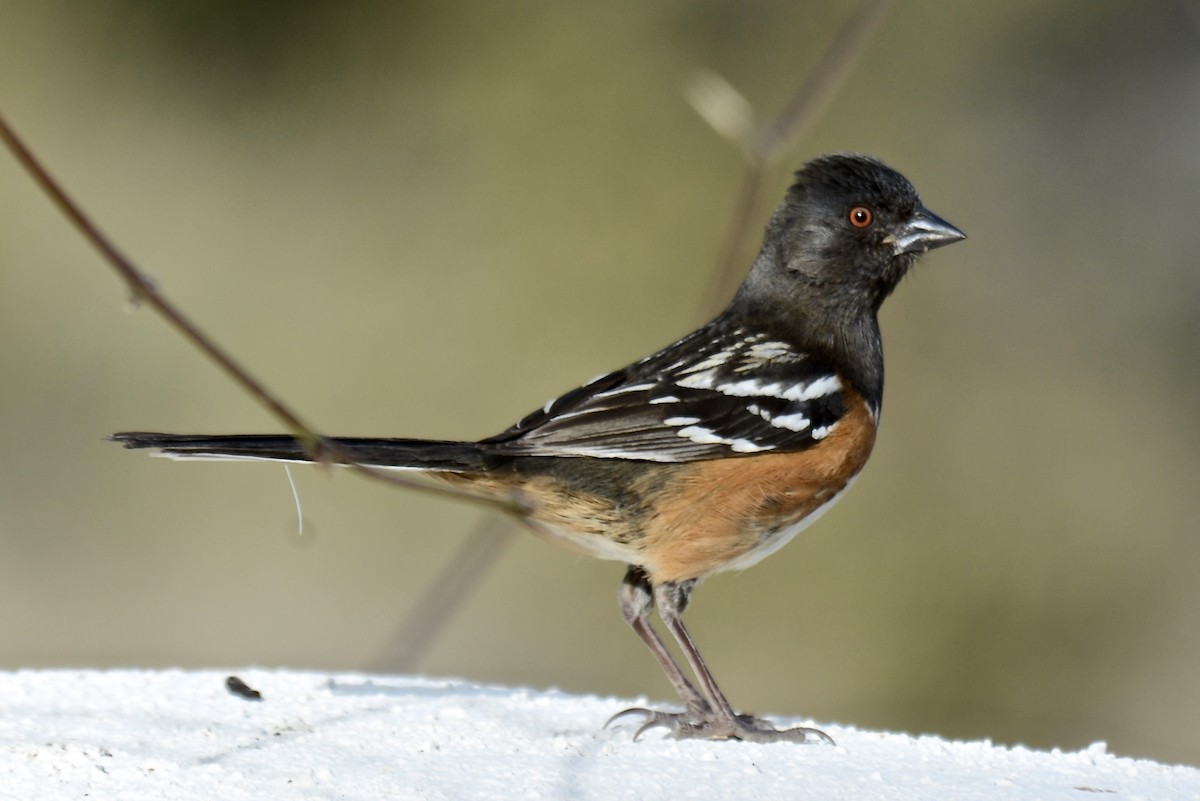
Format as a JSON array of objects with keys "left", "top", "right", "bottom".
[{"left": 1, "top": 0, "right": 1198, "bottom": 767}]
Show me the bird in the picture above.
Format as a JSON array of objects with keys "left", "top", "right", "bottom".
[{"left": 111, "top": 153, "right": 965, "bottom": 744}]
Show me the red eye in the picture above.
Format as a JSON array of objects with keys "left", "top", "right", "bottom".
[{"left": 849, "top": 206, "right": 873, "bottom": 228}]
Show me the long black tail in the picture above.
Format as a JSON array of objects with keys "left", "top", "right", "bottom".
[{"left": 109, "top": 432, "right": 486, "bottom": 472}]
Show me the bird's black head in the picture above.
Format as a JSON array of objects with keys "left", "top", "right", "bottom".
[
  {"left": 731, "top": 154, "right": 965, "bottom": 401},
  {"left": 739, "top": 154, "right": 965, "bottom": 318}
]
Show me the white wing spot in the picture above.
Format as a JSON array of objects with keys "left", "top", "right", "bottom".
[
  {"left": 545, "top": 407, "right": 613, "bottom": 423},
  {"left": 729, "top": 438, "right": 774, "bottom": 453},
  {"left": 766, "top": 411, "right": 812, "bottom": 432},
  {"left": 716, "top": 375, "right": 841, "bottom": 401},
  {"left": 794, "top": 375, "right": 842, "bottom": 400},
  {"left": 592, "top": 382, "right": 655, "bottom": 399},
  {"left": 565, "top": 447, "right": 681, "bottom": 462},
  {"left": 650, "top": 395, "right": 680, "bottom": 404},
  {"left": 811, "top": 423, "right": 837, "bottom": 439},
  {"left": 677, "top": 352, "right": 731, "bottom": 375},
  {"left": 676, "top": 370, "right": 716, "bottom": 390},
  {"left": 676, "top": 425, "right": 729, "bottom": 445},
  {"left": 717, "top": 378, "right": 772, "bottom": 397},
  {"left": 741, "top": 341, "right": 801, "bottom": 365},
  {"left": 664, "top": 416, "right": 701, "bottom": 426},
  {"left": 748, "top": 341, "right": 790, "bottom": 358},
  {"left": 676, "top": 425, "right": 773, "bottom": 453}
]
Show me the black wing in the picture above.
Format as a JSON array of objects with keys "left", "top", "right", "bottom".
[{"left": 479, "top": 319, "right": 852, "bottom": 462}]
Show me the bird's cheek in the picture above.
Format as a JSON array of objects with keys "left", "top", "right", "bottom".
[{"left": 784, "top": 251, "right": 826, "bottom": 281}]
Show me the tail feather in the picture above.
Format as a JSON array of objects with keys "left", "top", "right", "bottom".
[{"left": 109, "top": 432, "right": 486, "bottom": 472}]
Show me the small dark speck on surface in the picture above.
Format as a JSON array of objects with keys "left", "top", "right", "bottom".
[{"left": 225, "top": 675, "right": 263, "bottom": 701}]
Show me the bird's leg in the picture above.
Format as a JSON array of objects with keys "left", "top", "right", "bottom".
[
  {"left": 611, "top": 571, "right": 833, "bottom": 744},
  {"left": 653, "top": 580, "right": 833, "bottom": 743},
  {"left": 608, "top": 566, "right": 710, "bottom": 727}
]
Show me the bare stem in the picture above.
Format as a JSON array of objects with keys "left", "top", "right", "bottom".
[
  {"left": 370, "top": 515, "right": 519, "bottom": 673},
  {"left": 0, "top": 110, "right": 531, "bottom": 520}
]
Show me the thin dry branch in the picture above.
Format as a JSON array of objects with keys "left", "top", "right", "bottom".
[{"left": 0, "top": 110, "right": 532, "bottom": 520}]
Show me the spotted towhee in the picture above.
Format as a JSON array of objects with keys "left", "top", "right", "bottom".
[{"left": 112, "top": 154, "right": 965, "bottom": 744}]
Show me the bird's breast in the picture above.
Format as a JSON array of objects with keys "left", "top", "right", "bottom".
[{"left": 637, "top": 393, "right": 878, "bottom": 584}]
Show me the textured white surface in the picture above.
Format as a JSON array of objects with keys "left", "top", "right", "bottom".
[{"left": 2, "top": 669, "right": 1197, "bottom": 801}]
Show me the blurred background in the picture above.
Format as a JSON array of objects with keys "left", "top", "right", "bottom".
[{"left": 1, "top": 0, "right": 1198, "bottom": 767}]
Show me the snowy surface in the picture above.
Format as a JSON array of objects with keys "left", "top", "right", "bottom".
[{"left": 2, "top": 670, "right": 1197, "bottom": 801}]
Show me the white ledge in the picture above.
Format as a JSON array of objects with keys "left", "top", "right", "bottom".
[{"left": 2, "top": 669, "right": 1197, "bottom": 800}]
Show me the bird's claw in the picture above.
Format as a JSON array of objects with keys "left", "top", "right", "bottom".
[{"left": 606, "top": 706, "right": 834, "bottom": 745}]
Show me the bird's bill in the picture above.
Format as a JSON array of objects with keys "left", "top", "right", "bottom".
[{"left": 887, "top": 207, "right": 966, "bottom": 255}]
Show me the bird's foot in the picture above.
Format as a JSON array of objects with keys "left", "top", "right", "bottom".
[{"left": 606, "top": 706, "right": 834, "bottom": 745}]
